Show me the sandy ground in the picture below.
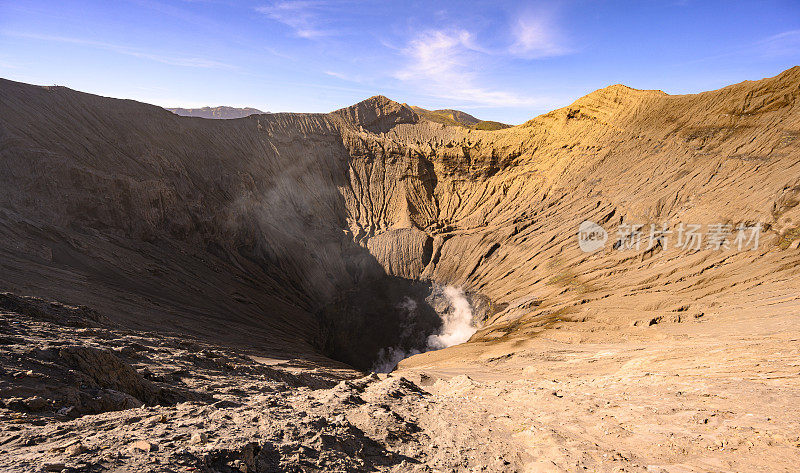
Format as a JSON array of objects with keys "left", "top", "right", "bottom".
[
  {"left": 2, "top": 290, "right": 798, "bottom": 472},
  {"left": 398, "top": 293, "right": 800, "bottom": 472}
]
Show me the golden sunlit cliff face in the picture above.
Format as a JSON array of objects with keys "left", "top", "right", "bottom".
[{"left": 0, "top": 67, "right": 799, "bottom": 370}]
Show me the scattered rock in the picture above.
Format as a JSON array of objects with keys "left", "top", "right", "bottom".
[
  {"left": 65, "top": 443, "right": 86, "bottom": 456},
  {"left": 23, "top": 396, "right": 49, "bottom": 411},
  {"left": 130, "top": 440, "right": 156, "bottom": 453},
  {"left": 189, "top": 432, "right": 208, "bottom": 445},
  {"left": 58, "top": 346, "right": 155, "bottom": 402},
  {"left": 212, "top": 400, "right": 241, "bottom": 409},
  {"left": 56, "top": 406, "right": 76, "bottom": 418}
]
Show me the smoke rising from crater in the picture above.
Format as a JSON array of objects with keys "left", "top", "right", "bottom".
[
  {"left": 426, "top": 286, "right": 477, "bottom": 350},
  {"left": 372, "top": 286, "right": 477, "bottom": 373}
]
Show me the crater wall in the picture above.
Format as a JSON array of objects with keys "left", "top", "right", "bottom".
[{"left": 1, "top": 68, "right": 799, "bottom": 368}]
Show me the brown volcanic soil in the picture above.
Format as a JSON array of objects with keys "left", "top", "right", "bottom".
[{"left": 0, "top": 67, "right": 799, "bottom": 471}]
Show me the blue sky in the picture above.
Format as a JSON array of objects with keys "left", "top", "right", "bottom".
[{"left": 1, "top": 1, "right": 799, "bottom": 124}]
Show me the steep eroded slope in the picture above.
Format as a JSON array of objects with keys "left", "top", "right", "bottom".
[{"left": 1, "top": 68, "right": 799, "bottom": 371}]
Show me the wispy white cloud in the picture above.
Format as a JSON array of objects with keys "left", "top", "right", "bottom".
[
  {"left": 3, "top": 32, "right": 233, "bottom": 69},
  {"left": 758, "top": 30, "right": 800, "bottom": 58},
  {"left": 324, "top": 70, "right": 366, "bottom": 82},
  {"left": 393, "top": 29, "right": 555, "bottom": 108},
  {"left": 254, "top": 2, "right": 569, "bottom": 108},
  {"left": 395, "top": 30, "right": 473, "bottom": 84},
  {"left": 256, "top": 1, "right": 333, "bottom": 39},
  {"left": 680, "top": 29, "right": 800, "bottom": 66},
  {"left": 0, "top": 60, "right": 20, "bottom": 70},
  {"left": 509, "top": 10, "right": 572, "bottom": 59}
]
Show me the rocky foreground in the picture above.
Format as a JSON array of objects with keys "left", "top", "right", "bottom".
[
  {"left": 0, "top": 292, "right": 521, "bottom": 472},
  {"left": 3, "top": 289, "right": 799, "bottom": 472}
]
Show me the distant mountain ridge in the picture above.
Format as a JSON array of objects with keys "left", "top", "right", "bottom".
[
  {"left": 408, "top": 105, "right": 511, "bottom": 130},
  {"left": 166, "top": 106, "right": 265, "bottom": 119}
]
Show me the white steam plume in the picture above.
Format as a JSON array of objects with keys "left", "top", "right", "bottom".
[
  {"left": 371, "top": 286, "right": 478, "bottom": 373},
  {"left": 426, "top": 286, "right": 477, "bottom": 350},
  {"left": 372, "top": 346, "right": 421, "bottom": 373}
]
